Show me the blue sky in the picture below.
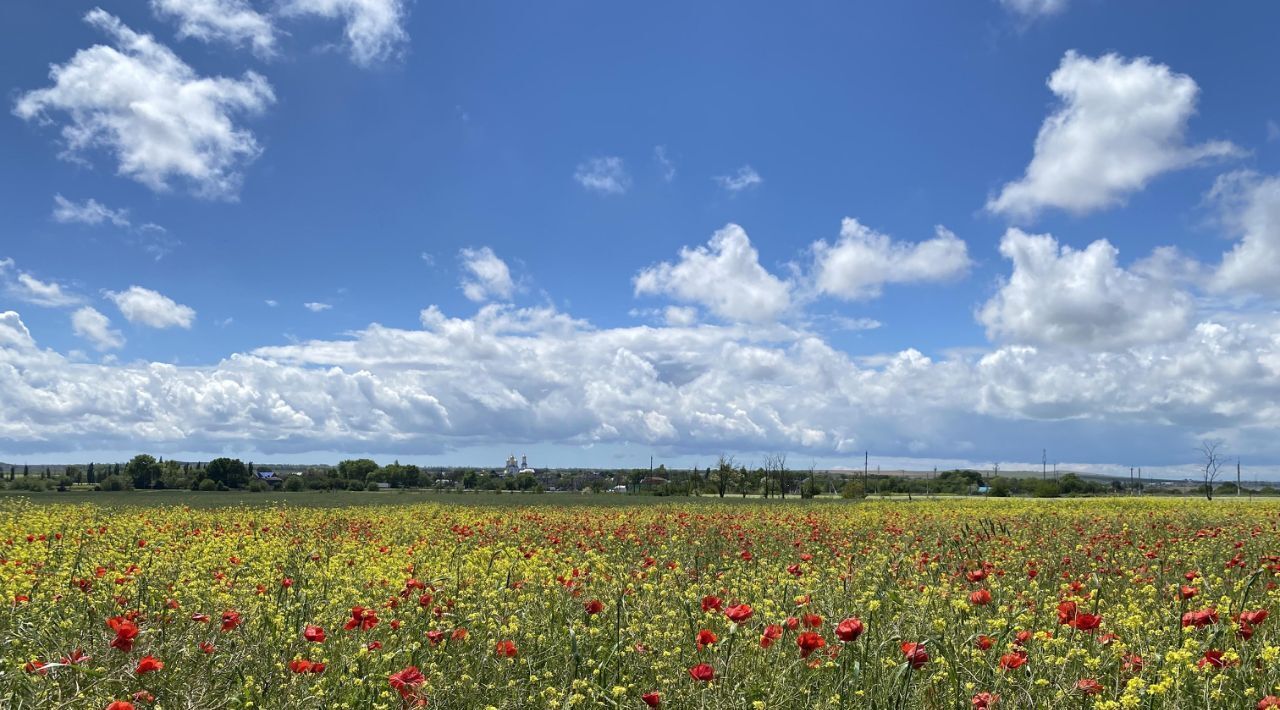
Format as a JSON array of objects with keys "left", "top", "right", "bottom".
[{"left": 3, "top": 0, "right": 1280, "bottom": 475}]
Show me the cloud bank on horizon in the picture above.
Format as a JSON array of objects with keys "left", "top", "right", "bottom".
[{"left": 4, "top": 1, "right": 1280, "bottom": 470}]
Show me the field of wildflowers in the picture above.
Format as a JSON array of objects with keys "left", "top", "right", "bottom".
[{"left": 2, "top": 497, "right": 1278, "bottom": 709}]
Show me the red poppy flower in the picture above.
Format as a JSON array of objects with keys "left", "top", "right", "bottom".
[
  {"left": 901, "top": 642, "right": 929, "bottom": 669},
  {"left": 1240, "top": 610, "right": 1269, "bottom": 626},
  {"left": 688, "top": 663, "right": 715, "bottom": 682},
  {"left": 199, "top": 642, "right": 215, "bottom": 654},
  {"left": 426, "top": 630, "right": 445, "bottom": 645},
  {"left": 24, "top": 660, "right": 47, "bottom": 675},
  {"left": 975, "top": 635, "right": 995, "bottom": 650},
  {"left": 641, "top": 691, "right": 661, "bottom": 707},
  {"left": 783, "top": 616, "right": 800, "bottom": 631},
  {"left": 60, "top": 648, "right": 90, "bottom": 665},
  {"left": 584, "top": 599, "right": 604, "bottom": 615},
  {"left": 725, "top": 603, "right": 753, "bottom": 623},
  {"left": 835, "top": 617, "right": 864, "bottom": 642},
  {"left": 966, "top": 569, "right": 988, "bottom": 583},
  {"left": 134, "top": 656, "right": 164, "bottom": 674},
  {"left": 1013, "top": 630, "right": 1032, "bottom": 646},
  {"left": 1179, "top": 585, "right": 1197, "bottom": 599},
  {"left": 700, "top": 595, "right": 722, "bottom": 612},
  {"left": 1122, "top": 654, "right": 1144, "bottom": 673},
  {"left": 969, "top": 589, "right": 992, "bottom": 606},
  {"left": 972, "top": 692, "right": 1000, "bottom": 709},
  {"left": 107, "top": 617, "right": 139, "bottom": 652},
  {"left": 105, "top": 702, "right": 135, "bottom": 710},
  {"left": 796, "top": 631, "right": 826, "bottom": 658},
  {"left": 303, "top": 625, "right": 326, "bottom": 643},
  {"left": 1198, "top": 650, "right": 1229, "bottom": 668},
  {"left": 190, "top": 613, "right": 210, "bottom": 623},
  {"left": 450, "top": 627, "right": 468, "bottom": 641},
  {"left": 131, "top": 691, "right": 155, "bottom": 703},
  {"left": 1259, "top": 696, "right": 1280, "bottom": 710},
  {"left": 220, "top": 610, "right": 242, "bottom": 632},
  {"left": 494, "top": 639, "right": 518, "bottom": 658},
  {"left": 1075, "top": 678, "right": 1103, "bottom": 695},
  {"left": 1068, "top": 613, "right": 1101, "bottom": 632},
  {"left": 389, "top": 665, "right": 426, "bottom": 699},
  {"left": 367, "top": 641, "right": 383, "bottom": 651},
  {"left": 1181, "top": 609, "right": 1219, "bottom": 628},
  {"left": 695, "top": 629, "right": 718, "bottom": 650},
  {"left": 343, "top": 606, "right": 379, "bottom": 631},
  {"left": 999, "top": 651, "right": 1026, "bottom": 671},
  {"left": 760, "top": 624, "right": 783, "bottom": 648},
  {"left": 1056, "top": 601, "right": 1077, "bottom": 624},
  {"left": 289, "top": 658, "right": 314, "bottom": 673},
  {"left": 802, "top": 613, "right": 823, "bottom": 628}
]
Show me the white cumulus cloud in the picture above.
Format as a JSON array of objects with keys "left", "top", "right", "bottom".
[
  {"left": 574, "top": 156, "right": 630, "bottom": 195},
  {"left": 71, "top": 306, "right": 126, "bottom": 351},
  {"left": 303, "top": 302, "right": 333, "bottom": 312},
  {"left": 151, "top": 0, "right": 276, "bottom": 56},
  {"left": 459, "top": 247, "right": 516, "bottom": 303},
  {"left": 810, "top": 218, "right": 971, "bottom": 301},
  {"left": 634, "top": 224, "right": 791, "bottom": 323},
  {"left": 106, "top": 286, "right": 196, "bottom": 328},
  {"left": 13, "top": 9, "right": 275, "bottom": 199},
  {"left": 279, "top": 0, "right": 409, "bottom": 66},
  {"left": 1211, "top": 171, "right": 1280, "bottom": 298},
  {"left": 987, "top": 51, "right": 1240, "bottom": 220},
  {"left": 978, "top": 228, "right": 1194, "bottom": 349}
]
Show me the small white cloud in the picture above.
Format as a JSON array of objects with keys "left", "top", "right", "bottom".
[
  {"left": 106, "top": 286, "right": 196, "bottom": 328},
  {"left": 987, "top": 51, "right": 1240, "bottom": 220},
  {"left": 832, "top": 316, "right": 883, "bottom": 332},
  {"left": 978, "top": 228, "right": 1193, "bottom": 348},
  {"left": 150, "top": 0, "right": 276, "bottom": 56},
  {"left": 714, "top": 165, "right": 763, "bottom": 193},
  {"left": 998, "top": 0, "right": 1067, "bottom": 19},
  {"left": 71, "top": 306, "right": 125, "bottom": 351},
  {"left": 635, "top": 224, "right": 791, "bottom": 323},
  {"left": 574, "top": 156, "right": 630, "bottom": 195},
  {"left": 0, "top": 260, "right": 82, "bottom": 307},
  {"left": 303, "top": 302, "right": 333, "bottom": 312},
  {"left": 217, "top": 316, "right": 234, "bottom": 327},
  {"left": 13, "top": 9, "right": 274, "bottom": 199},
  {"left": 810, "top": 219, "right": 971, "bottom": 301},
  {"left": 1268, "top": 120, "right": 1280, "bottom": 143},
  {"left": 52, "top": 194, "right": 131, "bottom": 227},
  {"left": 654, "top": 146, "right": 676, "bottom": 182},
  {"left": 278, "top": 0, "right": 409, "bottom": 66},
  {"left": 459, "top": 247, "right": 516, "bottom": 303},
  {"left": 420, "top": 252, "right": 435, "bottom": 266}
]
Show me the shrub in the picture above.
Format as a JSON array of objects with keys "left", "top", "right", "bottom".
[
  {"left": 98, "top": 475, "right": 131, "bottom": 492},
  {"left": 198, "top": 478, "right": 219, "bottom": 492},
  {"left": 840, "top": 480, "right": 864, "bottom": 499},
  {"left": 283, "top": 476, "right": 305, "bottom": 492},
  {"left": 247, "top": 479, "right": 269, "bottom": 492}
]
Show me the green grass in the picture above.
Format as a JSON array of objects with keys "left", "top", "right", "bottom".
[{"left": 0, "top": 488, "right": 829, "bottom": 509}]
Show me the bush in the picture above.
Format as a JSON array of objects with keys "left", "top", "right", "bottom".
[
  {"left": 1033, "top": 480, "right": 1061, "bottom": 498},
  {"left": 247, "top": 479, "right": 269, "bottom": 492},
  {"left": 283, "top": 476, "right": 305, "bottom": 492},
  {"left": 99, "top": 475, "right": 131, "bottom": 492},
  {"left": 198, "top": 478, "right": 219, "bottom": 492},
  {"left": 840, "top": 480, "right": 864, "bottom": 499},
  {"left": 365, "top": 482, "right": 381, "bottom": 492}
]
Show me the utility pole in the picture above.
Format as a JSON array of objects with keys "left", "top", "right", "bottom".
[
  {"left": 1237, "top": 458, "right": 1241, "bottom": 497},
  {"left": 863, "top": 451, "right": 868, "bottom": 498},
  {"left": 1042, "top": 449, "right": 1047, "bottom": 480},
  {"left": 1137, "top": 467, "right": 1142, "bottom": 495},
  {"left": 1130, "top": 466, "right": 1134, "bottom": 494}
]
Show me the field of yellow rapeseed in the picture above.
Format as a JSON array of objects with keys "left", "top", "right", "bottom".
[{"left": 2, "top": 497, "right": 1278, "bottom": 709}]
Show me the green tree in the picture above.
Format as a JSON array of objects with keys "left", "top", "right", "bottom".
[
  {"left": 86, "top": 462, "right": 96, "bottom": 484},
  {"left": 205, "top": 458, "right": 249, "bottom": 489},
  {"left": 338, "top": 458, "right": 379, "bottom": 482},
  {"left": 124, "top": 454, "right": 162, "bottom": 489}
]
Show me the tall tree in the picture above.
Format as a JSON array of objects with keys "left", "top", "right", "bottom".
[
  {"left": 206, "top": 458, "right": 250, "bottom": 489},
  {"left": 124, "top": 455, "right": 162, "bottom": 489},
  {"left": 1198, "top": 440, "right": 1225, "bottom": 501}
]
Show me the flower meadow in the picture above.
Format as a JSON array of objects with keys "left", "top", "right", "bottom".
[{"left": 3, "top": 498, "right": 1280, "bottom": 709}]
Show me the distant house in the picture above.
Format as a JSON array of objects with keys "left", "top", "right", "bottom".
[
  {"left": 609, "top": 485, "right": 628, "bottom": 494},
  {"left": 640, "top": 476, "right": 669, "bottom": 487},
  {"left": 255, "top": 470, "right": 283, "bottom": 486}
]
